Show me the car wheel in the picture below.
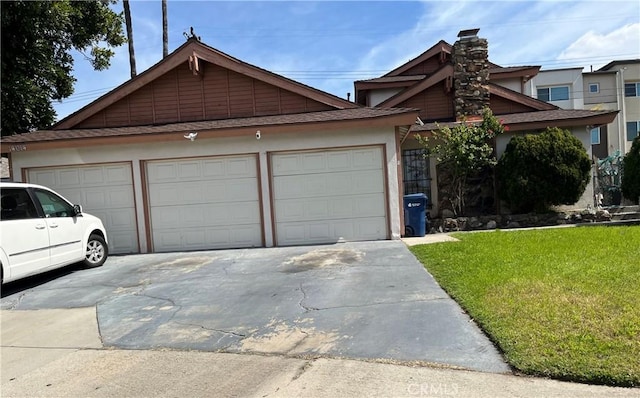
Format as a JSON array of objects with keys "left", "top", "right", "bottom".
[{"left": 84, "top": 234, "right": 108, "bottom": 268}]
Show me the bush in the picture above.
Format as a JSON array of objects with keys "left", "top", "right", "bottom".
[
  {"left": 621, "top": 135, "right": 640, "bottom": 204},
  {"left": 498, "top": 127, "right": 591, "bottom": 213}
]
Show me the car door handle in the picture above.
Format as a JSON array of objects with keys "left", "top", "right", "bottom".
[
  {"left": 36, "top": 224, "right": 46, "bottom": 230},
  {"left": 49, "top": 223, "right": 59, "bottom": 228}
]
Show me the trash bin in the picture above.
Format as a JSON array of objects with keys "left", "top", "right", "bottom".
[{"left": 403, "top": 193, "right": 428, "bottom": 237}]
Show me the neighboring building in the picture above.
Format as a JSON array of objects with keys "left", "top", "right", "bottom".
[
  {"left": 1, "top": 38, "right": 418, "bottom": 253},
  {"left": 528, "top": 59, "right": 640, "bottom": 159},
  {"left": 355, "top": 29, "right": 617, "bottom": 215}
]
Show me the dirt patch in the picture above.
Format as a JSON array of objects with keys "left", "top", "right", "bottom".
[
  {"left": 148, "top": 257, "right": 214, "bottom": 274},
  {"left": 240, "top": 320, "right": 343, "bottom": 355},
  {"left": 281, "top": 249, "right": 363, "bottom": 273}
]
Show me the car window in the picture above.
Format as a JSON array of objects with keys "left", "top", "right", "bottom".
[
  {"left": 1, "top": 188, "right": 39, "bottom": 220},
  {"left": 34, "top": 189, "right": 75, "bottom": 218}
]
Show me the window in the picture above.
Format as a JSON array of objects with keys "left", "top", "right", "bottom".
[
  {"left": 34, "top": 189, "right": 75, "bottom": 218},
  {"left": 1, "top": 188, "right": 39, "bottom": 220},
  {"left": 590, "top": 127, "right": 601, "bottom": 145},
  {"left": 627, "top": 121, "right": 640, "bottom": 141},
  {"left": 625, "top": 82, "right": 640, "bottom": 97},
  {"left": 537, "top": 86, "right": 569, "bottom": 102},
  {"left": 402, "top": 149, "right": 431, "bottom": 199},
  {"left": 589, "top": 83, "right": 599, "bottom": 94}
]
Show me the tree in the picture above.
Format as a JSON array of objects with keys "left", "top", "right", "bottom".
[
  {"left": 123, "top": 0, "right": 136, "bottom": 78},
  {"left": 162, "top": 0, "right": 168, "bottom": 58},
  {"left": 1, "top": 0, "right": 125, "bottom": 136},
  {"left": 417, "top": 108, "right": 506, "bottom": 216},
  {"left": 621, "top": 135, "right": 640, "bottom": 204},
  {"left": 497, "top": 127, "right": 591, "bottom": 213}
]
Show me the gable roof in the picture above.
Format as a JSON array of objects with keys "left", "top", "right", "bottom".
[
  {"left": 383, "top": 40, "right": 452, "bottom": 77},
  {"left": 373, "top": 64, "right": 554, "bottom": 112},
  {"left": 55, "top": 38, "right": 358, "bottom": 130}
]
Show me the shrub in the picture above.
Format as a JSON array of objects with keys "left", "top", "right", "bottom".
[
  {"left": 621, "top": 135, "right": 640, "bottom": 204},
  {"left": 417, "top": 108, "right": 506, "bottom": 215},
  {"left": 498, "top": 127, "right": 591, "bottom": 213}
]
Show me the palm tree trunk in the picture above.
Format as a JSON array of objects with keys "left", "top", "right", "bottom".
[
  {"left": 162, "top": 0, "right": 168, "bottom": 58},
  {"left": 123, "top": 0, "right": 136, "bottom": 78}
]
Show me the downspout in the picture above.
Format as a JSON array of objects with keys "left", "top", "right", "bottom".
[{"left": 618, "top": 67, "right": 627, "bottom": 154}]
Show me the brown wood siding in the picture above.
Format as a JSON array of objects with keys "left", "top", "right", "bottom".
[
  {"left": 177, "top": 63, "right": 204, "bottom": 121},
  {"left": 71, "top": 60, "right": 339, "bottom": 129},
  {"left": 153, "top": 69, "right": 180, "bottom": 124},
  {"left": 402, "top": 57, "right": 443, "bottom": 76},
  {"left": 228, "top": 70, "right": 256, "bottom": 117},
  {"left": 76, "top": 111, "right": 106, "bottom": 128},
  {"left": 280, "top": 90, "right": 308, "bottom": 113},
  {"left": 254, "top": 80, "right": 281, "bottom": 115},
  {"left": 490, "top": 96, "right": 537, "bottom": 114},
  {"left": 398, "top": 82, "right": 453, "bottom": 121},
  {"left": 305, "top": 99, "right": 333, "bottom": 112},
  {"left": 104, "top": 98, "right": 131, "bottom": 127},
  {"left": 128, "top": 85, "right": 154, "bottom": 125},
  {"left": 203, "top": 63, "right": 231, "bottom": 119}
]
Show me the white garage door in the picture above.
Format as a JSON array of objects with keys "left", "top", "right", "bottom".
[
  {"left": 272, "top": 146, "right": 388, "bottom": 246},
  {"left": 28, "top": 163, "right": 138, "bottom": 254},
  {"left": 147, "top": 155, "right": 262, "bottom": 252}
]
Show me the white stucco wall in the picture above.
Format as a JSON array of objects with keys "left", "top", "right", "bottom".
[
  {"left": 369, "top": 88, "right": 404, "bottom": 107},
  {"left": 10, "top": 126, "right": 402, "bottom": 252},
  {"left": 493, "top": 78, "right": 522, "bottom": 93},
  {"left": 529, "top": 68, "right": 585, "bottom": 110}
]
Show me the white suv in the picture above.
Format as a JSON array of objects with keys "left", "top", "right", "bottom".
[{"left": 0, "top": 182, "right": 109, "bottom": 284}]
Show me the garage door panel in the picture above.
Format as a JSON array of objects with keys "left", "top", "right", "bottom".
[
  {"left": 274, "top": 170, "right": 383, "bottom": 200},
  {"left": 273, "top": 148, "right": 382, "bottom": 177},
  {"left": 148, "top": 155, "right": 261, "bottom": 251},
  {"left": 272, "top": 147, "right": 387, "bottom": 246},
  {"left": 148, "top": 157, "right": 256, "bottom": 183},
  {"left": 149, "top": 178, "right": 258, "bottom": 207},
  {"left": 28, "top": 164, "right": 138, "bottom": 254},
  {"left": 153, "top": 225, "right": 261, "bottom": 251},
  {"left": 277, "top": 217, "right": 387, "bottom": 245},
  {"left": 150, "top": 201, "right": 259, "bottom": 228},
  {"left": 275, "top": 193, "right": 384, "bottom": 222}
]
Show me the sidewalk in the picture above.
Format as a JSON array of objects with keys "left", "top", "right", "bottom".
[{"left": 2, "top": 308, "right": 637, "bottom": 397}]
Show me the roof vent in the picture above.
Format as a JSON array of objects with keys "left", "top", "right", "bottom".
[{"left": 457, "top": 28, "right": 480, "bottom": 39}]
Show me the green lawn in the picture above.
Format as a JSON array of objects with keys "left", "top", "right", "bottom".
[{"left": 410, "top": 226, "right": 640, "bottom": 387}]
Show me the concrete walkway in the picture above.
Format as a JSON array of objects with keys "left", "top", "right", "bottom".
[{"left": 2, "top": 308, "right": 637, "bottom": 398}]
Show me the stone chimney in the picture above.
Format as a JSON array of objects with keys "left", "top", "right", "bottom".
[{"left": 452, "top": 28, "right": 490, "bottom": 121}]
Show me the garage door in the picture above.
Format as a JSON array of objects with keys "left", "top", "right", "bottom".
[
  {"left": 28, "top": 163, "right": 138, "bottom": 254},
  {"left": 272, "top": 146, "right": 387, "bottom": 246},
  {"left": 147, "top": 155, "right": 262, "bottom": 252}
]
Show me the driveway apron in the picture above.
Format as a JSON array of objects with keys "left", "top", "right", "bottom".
[{"left": 1, "top": 240, "right": 509, "bottom": 373}]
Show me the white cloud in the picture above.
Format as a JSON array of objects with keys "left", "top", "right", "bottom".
[{"left": 558, "top": 23, "right": 640, "bottom": 69}]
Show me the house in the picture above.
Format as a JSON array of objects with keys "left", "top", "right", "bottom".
[
  {"left": 527, "top": 59, "right": 640, "bottom": 159},
  {"left": 355, "top": 29, "right": 618, "bottom": 215},
  {"left": 1, "top": 37, "right": 419, "bottom": 254}
]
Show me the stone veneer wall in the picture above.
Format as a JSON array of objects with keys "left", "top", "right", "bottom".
[{"left": 452, "top": 34, "right": 490, "bottom": 120}]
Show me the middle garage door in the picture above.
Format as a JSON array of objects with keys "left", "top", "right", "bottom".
[
  {"left": 272, "top": 146, "right": 388, "bottom": 246},
  {"left": 147, "top": 155, "right": 262, "bottom": 252}
]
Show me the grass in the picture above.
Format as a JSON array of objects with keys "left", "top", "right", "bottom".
[{"left": 409, "top": 226, "right": 640, "bottom": 387}]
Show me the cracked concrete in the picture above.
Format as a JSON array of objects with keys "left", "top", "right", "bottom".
[{"left": 1, "top": 240, "right": 509, "bottom": 373}]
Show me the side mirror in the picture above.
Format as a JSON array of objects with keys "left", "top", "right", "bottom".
[{"left": 73, "top": 204, "right": 83, "bottom": 216}]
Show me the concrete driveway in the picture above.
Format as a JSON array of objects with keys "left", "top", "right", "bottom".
[{"left": 1, "top": 240, "right": 508, "bottom": 373}]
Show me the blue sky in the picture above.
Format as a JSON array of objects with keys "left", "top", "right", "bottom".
[{"left": 53, "top": 0, "right": 640, "bottom": 121}]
